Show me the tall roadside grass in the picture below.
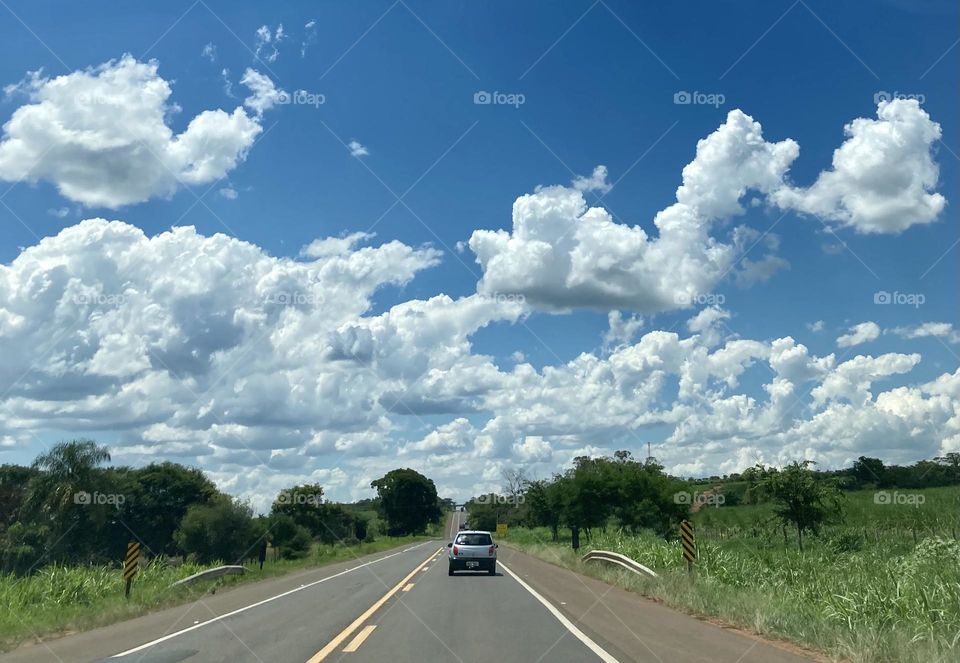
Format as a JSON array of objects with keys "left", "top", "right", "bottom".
[
  {"left": 503, "top": 499, "right": 960, "bottom": 662},
  {"left": 0, "top": 534, "right": 431, "bottom": 653}
]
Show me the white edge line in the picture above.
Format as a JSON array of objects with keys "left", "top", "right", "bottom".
[
  {"left": 498, "top": 561, "right": 620, "bottom": 663},
  {"left": 110, "top": 541, "right": 432, "bottom": 658}
]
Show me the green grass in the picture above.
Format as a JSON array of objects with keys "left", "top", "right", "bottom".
[
  {"left": 694, "top": 485, "right": 960, "bottom": 542},
  {"left": 0, "top": 533, "right": 434, "bottom": 653},
  {"left": 500, "top": 487, "right": 960, "bottom": 663}
]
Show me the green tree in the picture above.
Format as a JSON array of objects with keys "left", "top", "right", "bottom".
[
  {"left": 466, "top": 496, "right": 498, "bottom": 531},
  {"left": 25, "top": 440, "right": 114, "bottom": 564},
  {"left": 524, "top": 479, "right": 562, "bottom": 541},
  {"left": 371, "top": 469, "right": 441, "bottom": 535},
  {"left": 562, "top": 457, "right": 615, "bottom": 538},
  {"left": 174, "top": 497, "right": 257, "bottom": 564},
  {"left": 0, "top": 464, "right": 37, "bottom": 532},
  {"left": 935, "top": 453, "right": 960, "bottom": 484},
  {"left": 603, "top": 453, "right": 687, "bottom": 536},
  {"left": 315, "top": 503, "right": 356, "bottom": 545},
  {"left": 353, "top": 515, "right": 370, "bottom": 542},
  {"left": 0, "top": 464, "right": 42, "bottom": 572},
  {"left": 268, "top": 484, "right": 360, "bottom": 544},
  {"left": 852, "top": 456, "right": 886, "bottom": 487},
  {"left": 28, "top": 440, "right": 111, "bottom": 513},
  {"left": 113, "top": 462, "right": 220, "bottom": 556},
  {"left": 757, "top": 461, "right": 843, "bottom": 552},
  {"left": 269, "top": 513, "right": 312, "bottom": 559},
  {"left": 270, "top": 484, "right": 326, "bottom": 536}
]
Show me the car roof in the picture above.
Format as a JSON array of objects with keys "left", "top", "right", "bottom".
[{"left": 455, "top": 530, "right": 493, "bottom": 536}]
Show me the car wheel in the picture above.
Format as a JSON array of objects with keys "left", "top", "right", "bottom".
[
  {"left": 488, "top": 563, "right": 496, "bottom": 576},
  {"left": 448, "top": 563, "right": 454, "bottom": 576}
]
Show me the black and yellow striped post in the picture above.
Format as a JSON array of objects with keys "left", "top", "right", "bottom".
[
  {"left": 680, "top": 520, "right": 695, "bottom": 578},
  {"left": 123, "top": 541, "right": 141, "bottom": 598}
]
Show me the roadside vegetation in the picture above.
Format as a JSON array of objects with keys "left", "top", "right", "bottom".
[
  {"left": 0, "top": 440, "right": 445, "bottom": 651},
  {"left": 0, "top": 533, "right": 433, "bottom": 653},
  {"left": 469, "top": 452, "right": 960, "bottom": 663}
]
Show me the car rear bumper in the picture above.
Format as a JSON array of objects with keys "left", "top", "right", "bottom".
[{"left": 448, "top": 557, "right": 496, "bottom": 571}]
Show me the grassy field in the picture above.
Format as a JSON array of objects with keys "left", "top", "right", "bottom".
[
  {"left": 694, "top": 485, "right": 960, "bottom": 545},
  {"left": 501, "top": 486, "right": 960, "bottom": 663},
  {"left": 0, "top": 532, "right": 434, "bottom": 653}
]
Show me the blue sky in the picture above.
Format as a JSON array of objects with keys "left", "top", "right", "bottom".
[{"left": 0, "top": 1, "right": 957, "bottom": 505}]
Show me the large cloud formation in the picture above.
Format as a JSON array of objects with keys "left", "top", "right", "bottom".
[
  {"left": 0, "top": 220, "right": 441, "bottom": 445},
  {"left": 1, "top": 219, "right": 957, "bottom": 509},
  {"left": 0, "top": 76, "right": 952, "bottom": 507},
  {"left": 0, "top": 56, "right": 275, "bottom": 207},
  {"left": 469, "top": 109, "right": 798, "bottom": 312},
  {"left": 469, "top": 100, "right": 945, "bottom": 313}
]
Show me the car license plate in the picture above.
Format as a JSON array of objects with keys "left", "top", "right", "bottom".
[{"left": 466, "top": 561, "right": 479, "bottom": 568}]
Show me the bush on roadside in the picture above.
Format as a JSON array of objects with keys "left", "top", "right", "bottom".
[{"left": 174, "top": 497, "right": 257, "bottom": 564}]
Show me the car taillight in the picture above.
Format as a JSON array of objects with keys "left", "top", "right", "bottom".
[
  {"left": 453, "top": 545, "right": 459, "bottom": 555},
  {"left": 488, "top": 545, "right": 496, "bottom": 556}
]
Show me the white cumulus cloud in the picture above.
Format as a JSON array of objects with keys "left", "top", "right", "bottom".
[
  {"left": 240, "top": 68, "right": 286, "bottom": 117},
  {"left": 773, "top": 100, "right": 945, "bottom": 234},
  {"left": 0, "top": 55, "right": 270, "bottom": 208},
  {"left": 572, "top": 165, "right": 613, "bottom": 194},
  {"left": 1, "top": 217, "right": 957, "bottom": 504},
  {"left": 468, "top": 102, "right": 947, "bottom": 314},
  {"left": 469, "top": 109, "right": 797, "bottom": 312},
  {"left": 890, "top": 322, "right": 960, "bottom": 344},
  {"left": 837, "top": 321, "right": 881, "bottom": 348}
]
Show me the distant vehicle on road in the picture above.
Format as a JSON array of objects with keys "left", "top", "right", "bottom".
[
  {"left": 459, "top": 522, "right": 467, "bottom": 529},
  {"left": 448, "top": 530, "right": 497, "bottom": 575}
]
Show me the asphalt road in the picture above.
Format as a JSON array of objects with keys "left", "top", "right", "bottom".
[{"left": 1, "top": 512, "right": 815, "bottom": 663}]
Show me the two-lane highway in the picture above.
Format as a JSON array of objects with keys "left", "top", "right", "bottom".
[
  {"left": 1, "top": 512, "right": 815, "bottom": 662},
  {"left": 313, "top": 510, "right": 613, "bottom": 662},
  {"left": 109, "top": 541, "right": 445, "bottom": 663},
  {"left": 103, "top": 510, "right": 611, "bottom": 662}
]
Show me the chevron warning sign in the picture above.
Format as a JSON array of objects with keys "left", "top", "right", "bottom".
[
  {"left": 680, "top": 520, "right": 695, "bottom": 565},
  {"left": 123, "top": 541, "right": 140, "bottom": 597},
  {"left": 123, "top": 541, "right": 140, "bottom": 580}
]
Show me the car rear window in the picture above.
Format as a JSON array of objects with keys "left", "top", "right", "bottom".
[{"left": 456, "top": 533, "right": 492, "bottom": 546}]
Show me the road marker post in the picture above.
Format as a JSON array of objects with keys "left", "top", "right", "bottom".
[
  {"left": 680, "top": 520, "right": 695, "bottom": 578},
  {"left": 123, "top": 541, "right": 141, "bottom": 598}
]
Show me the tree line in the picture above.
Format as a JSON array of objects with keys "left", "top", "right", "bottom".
[
  {"left": 465, "top": 453, "right": 960, "bottom": 553},
  {"left": 0, "top": 440, "right": 443, "bottom": 575},
  {"left": 467, "top": 451, "right": 690, "bottom": 542},
  {"left": 691, "top": 453, "right": 960, "bottom": 498}
]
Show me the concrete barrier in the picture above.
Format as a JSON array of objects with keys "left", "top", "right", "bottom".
[
  {"left": 581, "top": 550, "right": 658, "bottom": 578},
  {"left": 171, "top": 565, "right": 246, "bottom": 587}
]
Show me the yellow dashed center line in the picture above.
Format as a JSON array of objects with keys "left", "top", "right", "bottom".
[
  {"left": 305, "top": 547, "right": 441, "bottom": 662},
  {"left": 342, "top": 624, "right": 377, "bottom": 653}
]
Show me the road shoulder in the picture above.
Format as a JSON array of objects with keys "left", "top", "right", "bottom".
[
  {"left": 0, "top": 540, "right": 435, "bottom": 663},
  {"left": 499, "top": 545, "right": 820, "bottom": 663}
]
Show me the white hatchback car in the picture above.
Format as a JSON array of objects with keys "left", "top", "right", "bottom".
[{"left": 447, "top": 530, "right": 497, "bottom": 575}]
